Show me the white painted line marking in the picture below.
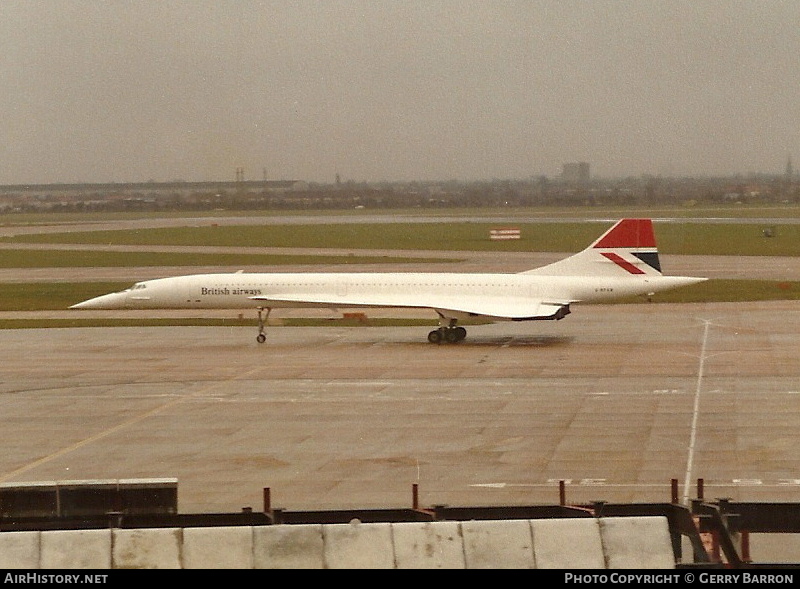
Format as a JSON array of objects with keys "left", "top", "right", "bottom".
[
  {"left": 682, "top": 319, "right": 710, "bottom": 505},
  {"left": 733, "top": 479, "right": 763, "bottom": 485}
]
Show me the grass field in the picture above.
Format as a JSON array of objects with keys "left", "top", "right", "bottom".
[
  {"left": 0, "top": 248, "right": 453, "bottom": 268},
  {"left": 0, "top": 282, "right": 130, "bottom": 311},
  {"left": 4, "top": 220, "right": 800, "bottom": 256},
  {"left": 1, "top": 202, "right": 799, "bottom": 226}
]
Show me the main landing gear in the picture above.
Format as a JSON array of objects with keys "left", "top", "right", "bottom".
[
  {"left": 256, "top": 307, "right": 271, "bottom": 343},
  {"left": 427, "top": 326, "right": 467, "bottom": 344},
  {"left": 427, "top": 317, "right": 467, "bottom": 344}
]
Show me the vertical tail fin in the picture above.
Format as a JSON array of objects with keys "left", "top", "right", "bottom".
[
  {"left": 521, "top": 219, "right": 663, "bottom": 277},
  {"left": 590, "top": 218, "right": 661, "bottom": 274}
]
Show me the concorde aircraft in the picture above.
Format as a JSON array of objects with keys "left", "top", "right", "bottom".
[{"left": 70, "top": 218, "right": 707, "bottom": 344}]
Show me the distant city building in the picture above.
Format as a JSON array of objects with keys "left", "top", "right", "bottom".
[{"left": 561, "top": 162, "right": 590, "bottom": 184}]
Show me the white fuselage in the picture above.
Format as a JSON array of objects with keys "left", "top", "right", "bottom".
[{"left": 72, "top": 271, "right": 701, "bottom": 320}]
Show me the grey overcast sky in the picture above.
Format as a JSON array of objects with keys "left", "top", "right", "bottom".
[{"left": 2, "top": 1, "right": 798, "bottom": 185}]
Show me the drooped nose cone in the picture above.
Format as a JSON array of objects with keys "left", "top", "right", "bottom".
[{"left": 69, "top": 291, "right": 129, "bottom": 310}]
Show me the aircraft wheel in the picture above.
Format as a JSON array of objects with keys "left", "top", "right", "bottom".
[
  {"left": 256, "top": 333, "right": 266, "bottom": 343},
  {"left": 445, "top": 328, "right": 461, "bottom": 343},
  {"left": 427, "top": 329, "right": 443, "bottom": 344},
  {"left": 454, "top": 326, "right": 467, "bottom": 341}
]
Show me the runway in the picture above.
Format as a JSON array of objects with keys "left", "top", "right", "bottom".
[{"left": 2, "top": 300, "right": 799, "bottom": 518}]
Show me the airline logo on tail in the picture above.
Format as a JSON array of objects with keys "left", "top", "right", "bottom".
[{"left": 592, "top": 218, "right": 662, "bottom": 274}]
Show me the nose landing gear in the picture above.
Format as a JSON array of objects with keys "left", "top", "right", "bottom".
[{"left": 256, "top": 307, "right": 271, "bottom": 343}]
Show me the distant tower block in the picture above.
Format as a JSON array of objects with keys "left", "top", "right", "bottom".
[
  {"left": 562, "top": 162, "right": 590, "bottom": 184},
  {"left": 235, "top": 167, "right": 245, "bottom": 182}
]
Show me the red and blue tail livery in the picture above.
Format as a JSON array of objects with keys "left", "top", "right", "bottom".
[{"left": 592, "top": 218, "right": 661, "bottom": 274}]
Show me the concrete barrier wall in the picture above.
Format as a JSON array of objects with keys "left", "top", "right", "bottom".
[{"left": 0, "top": 516, "right": 675, "bottom": 569}]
